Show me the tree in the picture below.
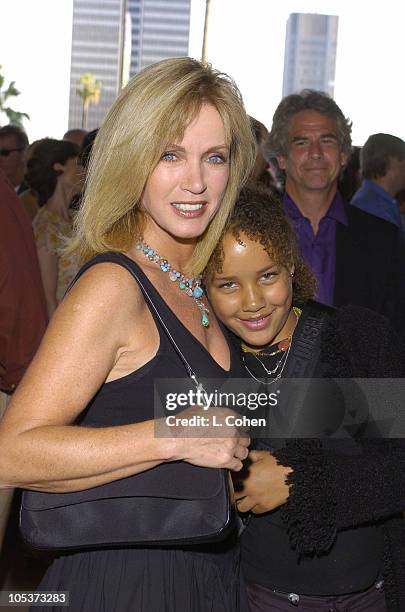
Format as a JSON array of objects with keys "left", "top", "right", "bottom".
[
  {"left": 76, "top": 73, "right": 102, "bottom": 129},
  {"left": 0, "top": 65, "right": 29, "bottom": 127}
]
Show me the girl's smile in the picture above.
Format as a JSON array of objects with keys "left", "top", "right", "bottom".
[{"left": 207, "top": 232, "right": 297, "bottom": 350}]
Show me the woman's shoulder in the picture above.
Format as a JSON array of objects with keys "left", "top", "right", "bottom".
[
  {"left": 67, "top": 258, "right": 144, "bottom": 306},
  {"left": 32, "top": 206, "right": 47, "bottom": 230},
  {"left": 302, "top": 300, "right": 395, "bottom": 338},
  {"left": 333, "top": 304, "right": 397, "bottom": 340},
  {"left": 33, "top": 206, "right": 56, "bottom": 225},
  {"left": 55, "top": 259, "right": 142, "bottom": 332}
]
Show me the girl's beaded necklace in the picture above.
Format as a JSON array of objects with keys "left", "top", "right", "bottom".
[{"left": 136, "top": 241, "right": 210, "bottom": 327}]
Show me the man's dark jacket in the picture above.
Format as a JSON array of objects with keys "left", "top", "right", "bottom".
[{"left": 334, "top": 204, "right": 405, "bottom": 339}]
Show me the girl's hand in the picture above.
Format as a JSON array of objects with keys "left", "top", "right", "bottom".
[{"left": 234, "top": 450, "right": 292, "bottom": 513}]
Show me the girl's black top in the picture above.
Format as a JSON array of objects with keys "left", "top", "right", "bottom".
[{"left": 238, "top": 301, "right": 405, "bottom": 597}]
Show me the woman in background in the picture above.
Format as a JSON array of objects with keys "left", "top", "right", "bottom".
[{"left": 27, "top": 138, "right": 83, "bottom": 317}]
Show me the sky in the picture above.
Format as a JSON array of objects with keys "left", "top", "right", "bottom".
[
  {"left": 0, "top": 0, "right": 73, "bottom": 141},
  {"left": 0, "top": 0, "right": 404, "bottom": 145}
]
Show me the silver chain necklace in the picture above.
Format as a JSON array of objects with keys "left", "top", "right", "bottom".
[
  {"left": 242, "top": 340, "right": 292, "bottom": 386},
  {"left": 241, "top": 310, "right": 299, "bottom": 385},
  {"left": 251, "top": 349, "right": 288, "bottom": 375}
]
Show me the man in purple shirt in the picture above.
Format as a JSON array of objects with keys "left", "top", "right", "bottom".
[
  {"left": 283, "top": 191, "right": 346, "bottom": 306},
  {"left": 266, "top": 90, "right": 405, "bottom": 339}
]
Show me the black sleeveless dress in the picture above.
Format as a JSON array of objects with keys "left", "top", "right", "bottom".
[{"left": 34, "top": 254, "right": 249, "bottom": 612}]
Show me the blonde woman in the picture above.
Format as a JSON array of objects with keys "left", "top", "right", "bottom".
[{"left": 0, "top": 58, "right": 255, "bottom": 611}]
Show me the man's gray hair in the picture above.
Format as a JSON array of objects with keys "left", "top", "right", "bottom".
[{"left": 265, "top": 90, "right": 352, "bottom": 159}]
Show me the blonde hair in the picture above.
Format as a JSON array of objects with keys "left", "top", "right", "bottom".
[{"left": 69, "top": 57, "right": 255, "bottom": 274}]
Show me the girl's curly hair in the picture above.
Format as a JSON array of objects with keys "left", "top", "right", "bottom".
[{"left": 204, "top": 184, "right": 316, "bottom": 304}]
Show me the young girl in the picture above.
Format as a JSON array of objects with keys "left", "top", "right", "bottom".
[{"left": 205, "top": 185, "right": 405, "bottom": 612}]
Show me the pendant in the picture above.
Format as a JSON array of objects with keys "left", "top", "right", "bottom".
[
  {"left": 193, "top": 286, "right": 203, "bottom": 299},
  {"left": 201, "top": 312, "right": 209, "bottom": 327},
  {"left": 278, "top": 338, "right": 291, "bottom": 352}
]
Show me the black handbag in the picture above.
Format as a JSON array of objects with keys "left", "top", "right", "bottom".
[{"left": 20, "top": 253, "right": 235, "bottom": 550}]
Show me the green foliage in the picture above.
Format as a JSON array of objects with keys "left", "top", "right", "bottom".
[
  {"left": 76, "top": 73, "right": 101, "bottom": 105},
  {"left": 0, "top": 65, "right": 29, "bottom": 127},
  {"left": 76, "top": 73, "right": 102, "bottom": 129}
]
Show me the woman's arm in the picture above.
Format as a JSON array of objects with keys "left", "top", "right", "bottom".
[
  {"left": 0, "top": 263, "right": 248, "bottom": 492},
  {"left": 36, "top": 245, "right": 58, "bottom": 318}
]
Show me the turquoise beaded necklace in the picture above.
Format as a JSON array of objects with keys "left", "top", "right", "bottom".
[{"left": 136, "top": 241, "right": 210, "bottom": 327}]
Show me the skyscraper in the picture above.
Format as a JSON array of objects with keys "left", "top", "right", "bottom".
[
  {"left": 68, "top": 0, "right": 191, "bottom": 130},
  {"left": 127, "top": 0, "right": 191, "bottom": 77},
  {"left": 68, "top": 0, "right": 126, "bottom": 130},
  {"left": 282, "top": 13, "right": 339, "bottom": 98}
]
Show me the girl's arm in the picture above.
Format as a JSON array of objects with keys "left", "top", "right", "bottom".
[{"left": 275, "top": 438, "right": 405, "bottom": 555}]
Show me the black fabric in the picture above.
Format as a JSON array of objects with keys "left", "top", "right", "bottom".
[
  {"left": 246, "top": 580, "right": 387, "bottom": 612},
  {"left": 242, "top": 349, "right": 383, "bottom": 592},
  {"left": 334, "top": 204, "right": 405, "bottom": 343},
  {"left": 20, "top": 461, "right": 234, "bottom": 549},
  {"left": 241, "top": 303, "right": 405, "bottom": 610},
  {"left": 31, "top": 253, "right": 249, "bottom": 612}
]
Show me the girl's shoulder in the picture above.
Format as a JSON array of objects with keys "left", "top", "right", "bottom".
[{"left": 320, "top": 303, "right": 405, "bottom": 377}]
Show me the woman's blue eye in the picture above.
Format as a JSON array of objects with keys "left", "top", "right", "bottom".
[
  {"left": 161, "top": 152, "right": 177, "bottom": 162},
  {"left": 208, "top": 154, "right": 226, "bottom": 164}
]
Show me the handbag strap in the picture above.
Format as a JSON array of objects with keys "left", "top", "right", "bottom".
[{"left": 66, "top": 252, "right": 204, "bottom": 392}]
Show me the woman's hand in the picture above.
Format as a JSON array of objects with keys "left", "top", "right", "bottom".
[
  {"left": 233, "top": 450, "right": 292, "bottom": 513},
  {"left": 161, "top": 406, "right": 250, "bottom": 472}
]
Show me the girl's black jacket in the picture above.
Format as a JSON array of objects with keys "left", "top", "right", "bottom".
[{"left": 272, "top": 303, "right": 405, "bottom": 611}]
